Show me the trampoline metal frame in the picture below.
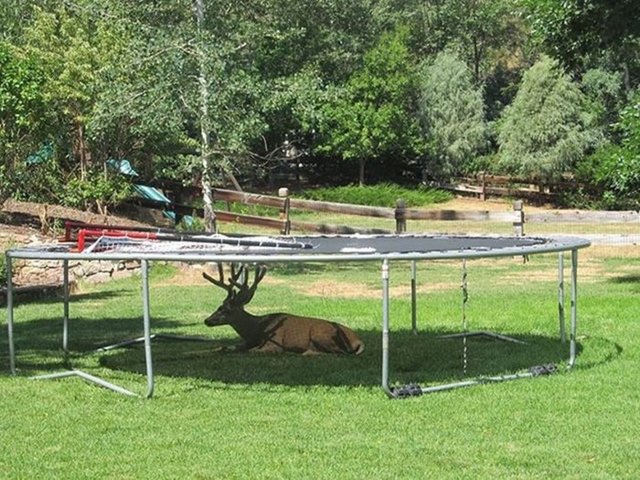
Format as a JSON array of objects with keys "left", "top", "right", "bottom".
[{"left": 4, "top": 235, "right": 589, "bottom": 398}]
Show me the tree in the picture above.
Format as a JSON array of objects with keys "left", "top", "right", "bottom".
[
  {"left": 319, "top": 27, "right": 423, "bottom": 186},
  {"left": 0, "top": 42, "right": 47, "bottom": 173},
  {"left": 411, "top": 0, "right": 528, "bottom": 82},
  {"left": 22, "top": 3, "right": 126, "bottom": 179},
  {"left": 577, "top": 92, "right": 640, "bottom": 209},
  {"left": 523, "top": 0, "right": 640, "bottom": 92},
  {"left": 418, "top": 50, "right": 488, "bottom": 178},
  {"left": 580, "top": 68, "right": 625, "bottom": 137},
  {"left": 497, "top": 56, "right": 601, "bottom": 180}
]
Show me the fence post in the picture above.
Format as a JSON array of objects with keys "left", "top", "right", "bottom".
[
  {"left": 480, "top": 171, "right": 486, "bottom": 201},
  {"left": 395, "top": 199, "right": 407, "bottom": 234},
  {"left": 278, "top": 187, "right": 291, "bottom": 235},
  {"left": 513, "top": 199, "right": 524, "bottom": 236}
]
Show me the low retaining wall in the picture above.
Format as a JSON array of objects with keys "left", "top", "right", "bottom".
[{"left": 12, "top": 257, "right": 141, "bottom": 287}]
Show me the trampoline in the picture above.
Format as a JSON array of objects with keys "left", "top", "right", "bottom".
[{"left": 4, "top": 232, "right": 590, "bottom": 398}]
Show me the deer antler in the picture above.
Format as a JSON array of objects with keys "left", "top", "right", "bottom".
[
  {"left": 203, "top": 263, "right": 267, "bottom": 306},
  {"left": 232, "top": 264, "right": 267, "bottom": 305},
  {"left": 202, "top": 263, "right": 228, "bottom": 290}
]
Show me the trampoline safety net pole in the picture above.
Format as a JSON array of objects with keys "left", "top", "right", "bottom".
[
  {"left": 6, "top": 254, "right": 16, "bottom": 375},
  {"left": 411, "top": 260, "right": 417, "bottom": 335},
  {"left": 558, "top": 253, "right": 566, "bottom": 344},
  {"left": 141, "top": 260, "right": 155, "bottom": 398},
  {"left": 569, "top": 249, "right": 578, "bottom": 368},
  {"left": 381, "top": 259, "right": 393, "bottom": 397},
  {"left": 63, "top": 259, "right": 70, "bottom": 354}
]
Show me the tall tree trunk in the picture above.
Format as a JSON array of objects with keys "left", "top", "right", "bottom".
[
  {"left": 74, "top": 121, "right": 90, "bottom": 181},
  {"left": 358, "top": 158, "right": 366, "bottom": 187},
  {"left": 195, "top": 0, "right": 216, "bottom": 232},
  {"left": 622, "top": 61, "right": 631, "bottom": 94}
]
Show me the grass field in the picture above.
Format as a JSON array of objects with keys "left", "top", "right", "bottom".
[{"left": 1, "top": 247, "right": 639, "bottom": 478}]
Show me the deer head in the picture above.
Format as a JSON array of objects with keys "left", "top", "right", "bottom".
[{"left": 202, "top": 263, "right": 267, "bottom": 327}]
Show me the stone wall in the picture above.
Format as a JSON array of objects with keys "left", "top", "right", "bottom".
[{"left": 12, "top": 258, "right": 141, "bottom": 286}]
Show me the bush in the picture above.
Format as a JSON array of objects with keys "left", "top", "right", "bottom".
[
  {"left": 574, "top": 92, "right": 640, "bottom": 210},
  {"left": 0, "top": 254, "right": 6, "bottom": 286},
  {"left": 497, "top": 56, "right": 601, "bottom": 181},
  {"left": 299, "top": 183, "right": 452, "bottom": 208},
  {"left": 418, "top": 51, "right": 488, "bottom": 178}
]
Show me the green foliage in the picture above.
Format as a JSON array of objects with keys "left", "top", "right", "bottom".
[
  {"left": 576, "top": 93, "right": 640, "bottom": 209},
  {"left": 299, "top": 183, "right": 451, "bottom": 208},
  {"left": 523, "top": 0, "right": 640, "bottom": 90},
  {"left": 0, "top": 249, "right": 8, "bottom": 285},
  {"left": 580, "top": 68, "right": 625, "bottom": 136},
  {"left": 5, "top": 156, "right": 132, "bottom": 214},
  {"left": 497, "top": 56, "right": 601, "bottom": 180},
  {"left": 62, "top": 169, "right": 133, "bottom": 214},
  {"left": 418, "top": 50, "right": 488, "bottom": 179},
  {"left": 6, "top": 155, "right": 66, "bottom": 204},
  {"left": 176, "top": 216, "right": 206, "bottom": 233},
  {"left": 0, "top": 42, "right": 48, "bottom": 170},
  {"left": 1, "top": 0, "right": 638, "bottom": 211},
  {"left": 413, "top": 0, "right": 527, "bottom": 82},
  {"left": 319, "top": 26, "right": 424, "bottom": 185}
]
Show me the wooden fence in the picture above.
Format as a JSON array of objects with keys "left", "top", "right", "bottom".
[
  {"left": 206, "top": 189, "right": 639, "bottom": 238},
  {"left": 4, "top": 191, "right": 638, "bottom": 240},
  {"left": 209, "top": 188, "right": 526, "bottom": 235},
  {"left": 439, "top": 172, "right": 578, "bottom": 202}
]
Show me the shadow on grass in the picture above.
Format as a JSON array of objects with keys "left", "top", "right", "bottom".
[
  {"left": 608, "top": 274, "right": 640, "bottom": 285},
  {"left": 6, "top": 312, "right": 623, "bottom": 390},
  {"left": 94, "top": 328, "right": 591, "bottom": 388},
  {"left": 8, "top": 315, "right": 185, "bottom": 354},
  {"left": 1, "top": 288, "right": 133, "bottom": 307}
]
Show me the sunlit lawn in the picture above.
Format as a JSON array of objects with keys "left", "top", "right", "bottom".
[{"left": 1, "top": 249, "right": 639, "bottom": 478}]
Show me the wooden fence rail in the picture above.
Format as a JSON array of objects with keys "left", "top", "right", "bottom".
[
  {"left": 439, "top": 172, "right": 580, "bottom": 202},
  {"left": 210, "top": 188, "right": 527, "bottom": 235},
  {"left": 4, "top": 191, "right": 638, "bottom": 239},
  {"left": 133, "top": 188, "right": 637, "bottom": 236}
]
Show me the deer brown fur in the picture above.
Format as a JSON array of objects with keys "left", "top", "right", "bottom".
[{"left": 203, "top": 264, "right": 364, "bottom": 355}]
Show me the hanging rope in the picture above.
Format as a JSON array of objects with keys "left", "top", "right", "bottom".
[{"left": 461, "top": 258, "right": 469, "bottom": 375}]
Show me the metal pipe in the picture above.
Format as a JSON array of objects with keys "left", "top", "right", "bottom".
[
  {"left": 5, "top": 236, "right": 592, "bottom": 264},
  {"left": 461, "top": 259, "right": 469, "bottom": 375},
  {"left": 31, "top": 370, "right": 137, "bottom": 397},
  {"left": 381, "top": 259, "right": 393, "bottom": 397},
  {"left": 411, "top": 260, "right": 417, "bottom": 335},
  {"left": 569, "top": 249, "right": 578, "bottom": 368},
  {"left": 141, "top": 260, "right": 154, "bottom": 398},
  {"left": 63, "top": 259, "right": 70, "bottom": 354},
  {"left": 6, "top": 254, "right": 16, "bottom": 375},
  {"left": 558, "top": 253, "right": 566, "bottom": 343}
]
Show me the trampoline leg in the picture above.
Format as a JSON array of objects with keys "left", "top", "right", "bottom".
[
  {"left": 381, "top": 259, "right": 393, "bottom": 397},
  {"left": 569, "top": 249, "right": 578, "bottom": 368},
  {"left": 63, "top": 259, "right": 70, "bottom": 354},
  {"left": 6, "top": 254, "right": 16, "bottom": 375},
  {"left": 411, "top": 260, "right": 417, "bottom": 335},
  {"left": 557, "top": 253, "right": 566, "bottom": 344},
  {"left": 141, "top": 260, "right": 154, "bottom": 398}
]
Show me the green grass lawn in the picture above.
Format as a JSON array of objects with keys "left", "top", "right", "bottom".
[{"left": 1, "top": 252, "right": 639, "bottom": 478}]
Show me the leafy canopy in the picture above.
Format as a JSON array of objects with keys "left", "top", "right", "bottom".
[
  {"left": 319, "top": 26, "right": 423, "bottom": 185},
  {"left": 418, "top": 50, "right": 487, "bottom": 179},
  {"left": 497, "top": 56, "right": 601, "bottom": 180}
]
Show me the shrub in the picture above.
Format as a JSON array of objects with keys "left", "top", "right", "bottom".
[
  {"left": 418, "top": 51, "right": 488, "bottom": 178},
  {"left": 497, "top": 56, "right": 601, "bottom": 181},
  {"left": 299, "top": 183, "right": 452, "bottom": 208},
  {"left": 575, "top": 93, "right": 640, "bottom": 209}
]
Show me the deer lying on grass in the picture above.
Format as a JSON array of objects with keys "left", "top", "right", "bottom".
[{"left": 203, "top": 264, "right": 364, "bottom": 355}]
